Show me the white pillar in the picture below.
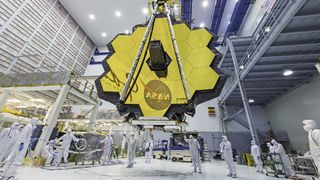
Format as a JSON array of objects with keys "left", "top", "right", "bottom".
[
  {"left": 33, "top": 84, "right": 70, "bottom": 157},
  {"left": 87, "top": 99, "right": 100, "bottom": 133},
  {"left": 0, "top": 91, "right": 9, "bottom": 112}
]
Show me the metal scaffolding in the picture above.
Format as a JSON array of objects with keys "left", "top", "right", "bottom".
[
  {"left": 218, "top": 0, "right": 320, "bottom": 143},
  {"left": 0, "top": 0, "right": 95, "bottom": 75}
]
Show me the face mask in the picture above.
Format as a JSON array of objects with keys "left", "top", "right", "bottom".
[{"left": 303, "top": 125, "right": 312, "bottom": 132}]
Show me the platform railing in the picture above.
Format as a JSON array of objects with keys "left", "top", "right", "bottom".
[
  {"left": 219, "top": 0, "right": 293, "bottom": 102},
  {"left": 0, "top": 71, "right": 98, "bottom": 100}
]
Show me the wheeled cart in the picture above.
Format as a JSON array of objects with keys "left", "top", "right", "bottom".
[{"left": 262, "top": 153, "right": 287, "bottom": 178}]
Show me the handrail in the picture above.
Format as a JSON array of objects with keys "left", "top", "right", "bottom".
[
  {"left": 219, "top": 0, "right": 293, "bottom": 102},
  {"left": 238, "top": 0, "right": 290, "bottom": 69},
  {"left": 0, "top": 71, "right": 98, "bottom": 101}
]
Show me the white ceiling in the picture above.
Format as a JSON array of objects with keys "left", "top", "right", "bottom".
[
  {"left": 192, "top": 0, "right": 215, "bottom": 29},
  {"left": 59, "top": 0, "right": 150, "bottom": 47},
  {"left": 59, "top": 0, "right": 229, "bottom": 47}
]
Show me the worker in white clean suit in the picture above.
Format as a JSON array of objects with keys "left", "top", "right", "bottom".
[
  {"left": 17, "top": 125, "right": 24, "bottom": 132},
  {"left": 184, "top": 135, "right": 202, "bottom": 173},
  {"left": 57, "top": 129, "right": 79, "bottom": 163},
  {"left": 220, "top": 135, "right": 237, "bottom": 178},
  {"left": 302, "top": 119, "right": 320, "bottom": 175},
  {"left": 100, "top": 134, "right": 113, "bottom": 165},
  {"left": 251, "top": 140, "right": 263, "bottom": 174},
  {"left": 0, "top": 122, "right": 20, "bottom": 162},
  {"left": 41, "top": 140, "right": 57, "bottom": 166},
  {"left": 121, "top": 132, "right": 127, "bottom": 156},
  {"left": 267, "top": 142, "right": 275, "bottom": 153},
  {"left": 271, "top": 139, "right": 295, "bottom": 178},
  {"left": 126, "top": 134, "right": 137, "bottom": 168},
  {"left": 144, "top": 136, "right": 153, "bottom": 164},
  {"left": 1, "top": 118, "right": 38, "bottom": 179}
]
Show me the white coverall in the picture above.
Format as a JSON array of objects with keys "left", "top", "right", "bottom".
[
  {"left": 100, "top": 135, "right": 113, "bottom": 165},
  {"left": 57, "top": 131, "right": 79, "bottom": 163},
  {"left": 303, "top": 119, "right": 320, "bottom": 175},
  {"left": 251, "top": 143, "right": 263, "bottom": 173},
  {"left": 0, "top": 123, "right": 19, "bottom": 162},
  {"left": 267, "top": 143, "right": 275, "bottom": 153},
  {"left": 1, "top": 120, "right": 37, "bottom": 179},
  {"left": 144, "top": 139, "right": 153, "bottom": 163},
  {"left": 41, "top": 141, "right": 57, "bottom": 166},
  {"left": 308, "top": 130, "right": 320, "bottom": 174},
  {"left": 185, "top": 136, "right": 202, "bottom": 172},
  {"left": 126, "top": 136, "right": 137, "bottom": 168},
  {"left": 271, "top": 140, "right": 295, "bottom": 177},
  {"left": 220, "top": 137, "right": 237, "bottom": 177},
  {"left": 121, "top": 133, "right": 127, "bottom": 151}
]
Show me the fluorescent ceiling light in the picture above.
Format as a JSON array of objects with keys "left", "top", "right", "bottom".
[
  {"left": 283, "top": 69, "right": 294, "bottom": 76},
  {"left": 89, "top": 14, "right": 95, "bottom": 20},
  {"left": 316, "top": 63, "right": 320, "bottom": 74},
  {"left": 8, "top": 99, "right": 20, "bottom": 103},
  {"left": 199, "top": 22, "right": 205, "bottom": 28},
  {"left": 30, "top": 98, "right": 45, "bottom": 102},
  {"left": 101, "top": 32, "right": 107, "bottom": 37},
  {"left": 142, "top": 7, "right": 148, "bottom": 15},
  {"left": 202, "top": 0, "right": 209, "bottom": 7},
  {"left": 248, "top": 98, "right": 254, "bottom": 103},
  {"left": 115, "top": 10, "right": 122, "bottom": 17},
  {"left": 265, "top": 26, "right": 271, "bottom": 32}
]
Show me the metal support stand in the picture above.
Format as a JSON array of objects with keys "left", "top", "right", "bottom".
[
  {"left": 228, "top": 39, "right": 259, "bottom": 145},
  {"left": 164, "top": 3, "right": 191, "bottom": 101},
  {"left": 119, "top": 4, "right": 159, "bottom": 102},
  {"left": 87, "top": 99, "right": 101, "bottom": 133},
  {"left": 0, "top": 91, "right": 9, "bottom": 112},
  {"left": 218, "top": 104, "right": 227, "bottom": 133},
  {"left": 33, "top": 84, "right": 70, "bottom": 157}
]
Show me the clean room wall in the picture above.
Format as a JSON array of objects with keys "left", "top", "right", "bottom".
[
  {"left": 265, "top": 76, "right": 320, "bottom": 153},
  {"left": 238, "top": 0, "right": 267, "bottom": 36},
  {"left": 225, "top": 106, "right": 271, "bottom": 133},
  {"left": 0, "top": 1, "right": 95, "bottom": 75},
  {"left": 217, "top": 0, "right": 238, "bottom": 36},
  {"left": 186, "top": 98, "right": 223, "bottom": 132},
  {"left": 83, "top": 46, "right": 109, "bottom": 77},
  {"left": 222, "top": 106, "right": 270, "bottom": 153}
]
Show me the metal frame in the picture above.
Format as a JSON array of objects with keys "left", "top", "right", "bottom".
[
  {"left": 71, "top": 35, "right": 88, "bottom": 70},
  {"left": 219, "top": 0, "right": 309, "bottom": 105},
  {"left": 55, "top": 25, "right": 80, "bottom": 71},
  {"left": 165, "top": 3, "right": 191, "bottom": 101},
  {"left": 0, "top": 0, "right": 31, "bottom": 35},
  {"left": 35, "top": 14, "right": 70, "bottom": 72},
  {"left": 119, "top": 3, "right": 159, "bottom": 102},
  {"left": 228, "top": 39, "right": 258, "bottom": 144},
  {"left": 6, "top": 0, "right": 58, "bottom": 74},
  {"left": 0, "top": 1, "right": 94, "bottom": 75}
]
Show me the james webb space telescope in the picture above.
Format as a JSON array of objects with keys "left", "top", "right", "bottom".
[{"left": 95, "top": 0, "right": 226, "bottom": 122}]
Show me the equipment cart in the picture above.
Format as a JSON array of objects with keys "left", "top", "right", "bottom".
[
  {"left": 291, "top": 156, "right": 318, "bottom": 177},
  {"left": 262, "top": 153, "right": 287, "bottom": 178}
]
